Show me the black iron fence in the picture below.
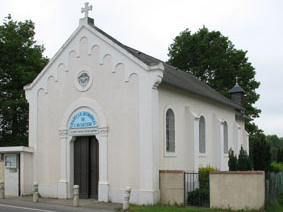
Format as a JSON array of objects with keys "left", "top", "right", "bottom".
[{"left": 184, "top": 172, "right": 210, "bottom": 207}]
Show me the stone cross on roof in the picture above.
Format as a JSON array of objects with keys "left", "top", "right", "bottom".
[
  {"left": 81, "top": 2, "right": 93, "bottom": 18},
  {"left": 235, "top": 76, "right": 239, "bottom": 85}
]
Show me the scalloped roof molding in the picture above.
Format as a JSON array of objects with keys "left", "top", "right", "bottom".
[{"left": 24, "top": 18, "right": 162, "bottom": 91}]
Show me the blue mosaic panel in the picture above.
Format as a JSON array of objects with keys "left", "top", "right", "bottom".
[{"left": 70, "top": 111, "right": 97, "bottom": 129}]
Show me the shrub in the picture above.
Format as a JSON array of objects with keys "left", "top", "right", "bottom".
[
  {"left": 199, "top": 166, "right": 218, "bottom": 188},
  {"left": 238, "top": 146, "right": 252, "bottom": 171},
  {"left": 187, "top": 188, "right": 209, "bottom": 207},
  {"left": 187, "top": 166, "right": 218, "bottom": 206},
  {"left": 228, "top": 148, "right": 238, "bottom": 171},
  {"left": 228, "top": 147, "right": 252, "bottom": 171}
]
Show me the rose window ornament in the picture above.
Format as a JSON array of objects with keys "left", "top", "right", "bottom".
[{"left": 75, "top": 70, "right": 93, "bottom": 91}]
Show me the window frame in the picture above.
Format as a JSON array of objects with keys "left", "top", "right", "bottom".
[
  {"left": 199, "top": 115, "right": 206, "bottom": 155},
  {"left": 4, "top": 154, "right": 17, "bottom": 169},
  {"left": 164, "top": 106, "right": 176, "bottom": 157},
  {"left": 223, "top": 121, "right": 229, "bottom": 155}
]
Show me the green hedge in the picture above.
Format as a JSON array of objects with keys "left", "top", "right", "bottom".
[{"left": 271, "top": 162, "right": 283, "bottom": 173}]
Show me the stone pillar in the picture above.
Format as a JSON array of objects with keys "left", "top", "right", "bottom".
[
  {"left": 97, "top": 127, "right": 109, "bottom": 202},
  {"left": 58, "top": 129, "right": 68, "bottom": 199},
  {"left": 0, "top": 181, "right": 4, "bottom": 199},
  {"left": 123, "top": 187, "right": 132, "bottom": 211},
  {"left": 33, "top": 183, "right": 39, "bottom": 202},
  {"left": 73, "top": 185, "right": 79, "bottom": 207}
]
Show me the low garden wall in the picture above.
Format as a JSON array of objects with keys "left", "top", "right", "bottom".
[
  {"left": 210, "top": 171, "right": 265, "bottom": 210},
  {"left": 159, "top": 170, "right": 184, "bottom": 205}
]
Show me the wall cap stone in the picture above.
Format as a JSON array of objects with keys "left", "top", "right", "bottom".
[
  {"left": 210, "top": 171, "right": 264, "bottom": 175},
  {"left": 159, "top": 170, "right": 184, "bottom": 174}
]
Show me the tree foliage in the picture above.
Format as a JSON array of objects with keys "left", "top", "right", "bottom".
[
  {"left": 251, "top": 133, "right": 271, "bottom": 172},
  {"left": 168, "top": 27, "right": 261, "bottom": 135},
  {"left": 277, "top": 148, "right": 283, "bottom": 163},
  {"left": 0, "top": 15, "right": 48, "bottom": 146},
  {"left": 266, "top": 135, "right": 283, "bottom": 161}
]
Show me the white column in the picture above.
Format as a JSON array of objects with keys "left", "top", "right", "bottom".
[
  {"left": 237, "top": 126, "right": 241, "bottom": 155},
  {"left": 66, "top": 136, "right": 73, "bottom": 198},
  {"left": 219, "top": 123, "right": 224, "bottom": 171},
  {"left": 193, "top": 117, "right": 200, "bottom": 173},
  {"left": 25, "top": 90, "right": 37, "bottom": 188},
  {"left": 58, "top": 129, "right": 68, "bottom": 199},
  {"left": 20, "top": 152, "right": 24, "bottom": 195},
  {"left": 151, "top": 85, "right": 160, "bottom": 198},
  {"left": 246, "top": 132, "right": 250, "bottom": 155},
  {"left": 138, "top": 70, "right": 162, "bottom": 204},
  {"left": 97, "top": 127, "right": 109, "bottom": 202}
]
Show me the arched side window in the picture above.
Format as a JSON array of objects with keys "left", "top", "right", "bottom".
[
  {"left": 166, "top": 108, "right": 175, "bottom": 153},
  {"left": 199, "top": 116, "right": 206, "bottom": 153},
  {"left": 223, "top": 121, "right": 228, "bottom": 154}
]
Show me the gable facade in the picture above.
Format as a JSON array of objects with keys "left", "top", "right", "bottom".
[{"left": 24, "top": 17, "right": 163, "bottom": 204}]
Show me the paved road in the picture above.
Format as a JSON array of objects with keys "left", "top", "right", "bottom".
[{"left": 0, "top": 199, "right": 115, "bottom": 212}]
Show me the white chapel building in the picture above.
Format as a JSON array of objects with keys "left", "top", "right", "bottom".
[{"left": 0, "top": 4, "right": 249, "bottom": 204}]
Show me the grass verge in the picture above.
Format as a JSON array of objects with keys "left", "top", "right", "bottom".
[
  {"left": 129, "top": 195, "right": 283, "bottom": 212},
  {"left": 266, "top": 194, "right": 283, "bottom": 212}
]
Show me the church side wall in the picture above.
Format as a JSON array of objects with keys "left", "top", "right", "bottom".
[
  {"left": 158, "top": 84, "right": 245, "bottom": 171},
  {"left": 35, "top": 29, "right": 141, "bottom": 199}
]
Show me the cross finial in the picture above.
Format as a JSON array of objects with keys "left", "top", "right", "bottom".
[
  {"left": 235, "top": 76, "right": 239, "bottom": 85},
  {"left": 81, "top": 2, "right": 93, "bottom": 18}
]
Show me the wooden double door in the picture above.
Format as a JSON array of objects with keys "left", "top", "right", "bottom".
[{"left": 74, "top": 136, "right": 99, "bottom": 199}]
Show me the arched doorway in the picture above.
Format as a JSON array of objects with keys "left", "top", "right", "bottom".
[
  {"left": 74, "top": 136, "right": 99, "bottom": 199},
  {"left": 59, "top": 97, "right": 109, "bottom": 201}
]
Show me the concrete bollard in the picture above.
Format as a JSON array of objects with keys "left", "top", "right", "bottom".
[
  {"left": 33, "top": 183, "right": 39, "bottom": 202},
  {"left": 0, "top": 181, "right": 4, "bottom": 199},
  {"left": 123, "top": 186, "right": 132, "bottom": 211},
  {"left": 73, "top": 185, "right": 79, "bottom": 207}
]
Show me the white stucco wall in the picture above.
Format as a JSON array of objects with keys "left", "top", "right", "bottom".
[
  {"left": 158, "top": 84, "right": 247, "bottom": 172},
  {"left": 21, "top": 152, "right": 33, "bottom": 195},
  {"left": 34, "top": 32, "right": 141, "bottom": 198}
]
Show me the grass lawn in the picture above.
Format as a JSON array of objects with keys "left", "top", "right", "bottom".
[
  {"left": 128, "top": 194, "right": 283, "bottom": 212},
  {"left": 130, "top": 205, "right": 233, "bottom": 212},
  {"left": 266, "top": 194, "right": 283, "bottom": 212}
]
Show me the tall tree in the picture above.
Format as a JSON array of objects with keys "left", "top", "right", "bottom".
[
  {"left": 266, "top": 134, "right": 283, "bottom": 161},
  {"left": 251, "top": 133, "right": 271, "bottom": 172},
  {"left": 0, "top": 15, "right": 48, "bottom": 146},
  {"left": 168, "top": 27, "right": 260, "bottom": 135}
]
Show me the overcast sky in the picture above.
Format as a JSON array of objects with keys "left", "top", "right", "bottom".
[{"left": 1, "top": 0, "right": 282, "bottom": 137}]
